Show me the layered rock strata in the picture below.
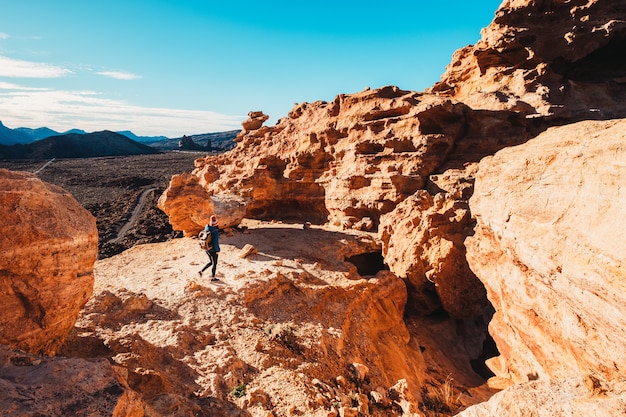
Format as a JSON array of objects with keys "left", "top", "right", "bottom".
[{"left": 0, "top": 169, "right": 98, "bottom": 355}]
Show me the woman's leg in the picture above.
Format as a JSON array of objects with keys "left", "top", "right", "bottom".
[
  {"left": 200, "top": 251, "right": 213, "bottom": 273},
  {"left": 210, "top": 251, "right": 219, "bottom": 278}
]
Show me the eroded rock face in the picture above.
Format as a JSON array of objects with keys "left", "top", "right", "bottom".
[
  {"left": 380, "top": 190, "right": 488, "bottom": 318},
  {"left": 466, "top": 119, "right": 626, "bottom": 392},
  {"left": 0, "top": 345, "right": 145, "bottom": 417},
  {"left": 158, "top": 88, "right": 526, "bottom": 318},
  {"left": 430, "top": 0, "right": 626, "bottom": 121},
  {"left": 161, "top": 87, "right": 471, "bottom": 231},
  {"left": 0, "top": 169, "right": 98, "bottom": 355}
]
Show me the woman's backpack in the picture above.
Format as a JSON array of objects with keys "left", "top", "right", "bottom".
[{"left": 198, "top": 230, "right": 213, "bottom": 251}]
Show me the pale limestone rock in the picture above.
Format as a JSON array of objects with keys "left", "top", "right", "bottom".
[
  {"left": 0, "top": 169, "right": 97, "bottom": 355},
  {"left": 456, "top": 375, "right": 626, "bottom": 417},
  {"left": 465, "top": 119, "right": 626, "bottom": 413}
]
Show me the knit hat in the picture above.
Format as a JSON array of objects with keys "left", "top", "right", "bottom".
[{"left": 209, "top": 215, "right": 218, "bottom": 226}]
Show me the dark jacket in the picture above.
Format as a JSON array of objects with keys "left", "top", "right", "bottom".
[{"left": 203, "top": 224, "right": 220, "bottom": 252}]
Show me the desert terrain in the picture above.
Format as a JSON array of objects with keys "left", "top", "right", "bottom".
[
  {"left": 2, "top": 0, "right": 626, "bottom": 416},
  {"left": 0, "top": 152, "right": 201, "bottom": 258}
]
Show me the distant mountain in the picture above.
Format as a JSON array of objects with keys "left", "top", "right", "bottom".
[
  {"left": 117, "top": 130, "right": 169, "bottom": 143},
  {"left": 0, "top": 119, "right": 239, "bottom": 155},
  {"left": 0, "top": 122, "right": 89, "bottom": 145},
  {"left": 148, "top": 130, "right": 240, "bottom": 151},
  {"left": 0, "top": 130, "right": 160, "bottom": 159},
  {"left": 0, "top": 120, "right": 163, "bottom": 146},
  {"left": 62, "top": 128, "right": 88, "bottom": 135},
  {"left": 0, "top": 121, "right": 31, "bottom": 145}
]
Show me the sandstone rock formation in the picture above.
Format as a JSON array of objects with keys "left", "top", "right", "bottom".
[
  {"left": 158, "top": 89, "right": 531, "bottom": 318},
  {"left": 0, "top": 344, "right": 144, "bottom": 417},
  {"left": 380, "top": 190, "right": 487, "bottom": 318},
  {"left": 461, "top": 119, "right": 626, "bottom": 413},
  {"left": 162, "top": 91, "right": 474, "bottom": 231},
  {"left": 430, "top": 0, "right": 626, "bottom": 121},
  {"left": 0, "top": 169, "right": 98, "bottom": 355},
  {"left": 430, "top": 0, "right": 626, "bottom": 120},
  {"left": 63, "top": 221, "right": 494, "bottom": 417}
]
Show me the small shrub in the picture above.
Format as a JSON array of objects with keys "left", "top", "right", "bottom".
[
  {"left": 231, "top": 382, "right": 247, "bottom": 398},
  {"left": 265, "top": 322, "right": 302, "bottom": 354},
  {"left": 421, "top": 375, "right": 460, "bottom": 414}
]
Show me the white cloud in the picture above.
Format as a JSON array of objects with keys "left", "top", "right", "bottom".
[
  {"left": 0, "top": 54, "right": 72, "bottom": 78},
  {"left": 0, "top": 87, "right": 244, "bottom": 137},
  {"left": 97, "top": 71, "right": 142, "bottom": 80},
  {"left": 0, "top": 33, "right": 9, "bottom": 39},
  {"left": 0, "top": 81, "right": 48, "bottom": 91}
]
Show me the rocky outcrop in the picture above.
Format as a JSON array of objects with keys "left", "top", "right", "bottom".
[
  {"left": 464, "top": 119, "right": 626, "bottom": 412},
  {"left": 456, "top": 374, "right": 626, "bottom": 417},
  {"left": 380, "top": 190, "right": 487, "bottom": 318},
  {"left": 430, "top": 0, "right": 626, "bottom": 121},
  {"left": 0, "top": 345, "right": 144, "bottom": 417},
  {"left": 162, "top": 91, "right": 473, "bottom": 231},
  {"left": 158, "top": 90, "right": 531, "bottom": 317},
  {"left": 157, "top": 172, "right": 246, "bottom": 235},
  {"left": 0, "top": 169, "right": 98, "bottom": 355},
  {"left": 64, "top": 221, "right": 493, "bottom": 417},
  {"left": 177, "top": 135, "right": 207, "bottom": 151}
]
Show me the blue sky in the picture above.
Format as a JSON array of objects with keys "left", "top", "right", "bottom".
[{"left": 0, "top": 1, "right": 502, "bottom": 137}]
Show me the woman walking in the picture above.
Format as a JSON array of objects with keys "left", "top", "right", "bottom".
[{"left": 199, "top": 215, "right": 220, "bottom": 281}]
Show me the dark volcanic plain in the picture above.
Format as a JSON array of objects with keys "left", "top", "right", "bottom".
[{"left": 0, "top": 152, "right": 204, "bottom": 258}]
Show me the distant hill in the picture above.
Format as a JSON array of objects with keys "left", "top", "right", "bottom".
[
  {"left": 0, "top": 130, "right": 160, "bottom": 159},
  {"left": 14, "top": 126, "right": 62, "bottom": 142},
  {"left": 0, "top": 121, "right": 31, "bottom": 145},
  {"left": 148, "top": 130, "right": 240, "bottom": 151},
  {"left": 0, "top": 120, "right": 165, "bottom": 145},
  {"left": 116, "top": 130, "right": 169, "bottom": 143}
]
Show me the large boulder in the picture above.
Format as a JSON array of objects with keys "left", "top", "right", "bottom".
[
  {"left": 157, "top": 172, "right": 246, "bottom": 235},
  {"left": 465, "top": 119, "right": 626, "bottom": 412},
  {"left": 0, "top": 169, "right": 98, "bottom": 355}
]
